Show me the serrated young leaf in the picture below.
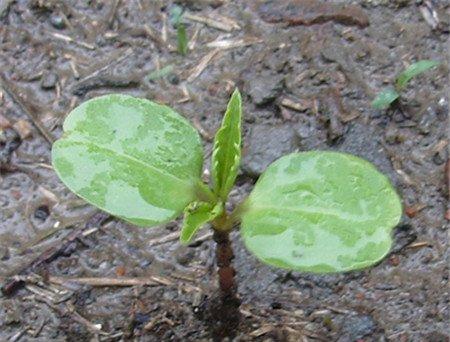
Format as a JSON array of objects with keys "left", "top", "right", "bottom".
[
  {"left": 212, "top": 88, "right": 242, "bottom": 201},
  {"left": 239, "top": 151, "right": 402, "bottom": 273},
  {"left": 52, "top": 94, "right": 204, "bottom": 227},
  {"left": 396, "top": 60, "right": 440, "bottom": 90},
  {"left": 180, "top": 201, "right": 223, "bottom": 244},
  {"left": 371, "top": 88, "right": 399, "bottom": 110}
]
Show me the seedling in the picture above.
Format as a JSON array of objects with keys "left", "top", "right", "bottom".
[
  {"left": 52, "top": 90, "right": 402, "bottom": 303},
  {"left": 147, "top": 64, "right": 174, "bottom": 81},
  {"left": 372, "top": 60, "right": 440, "bottom": 110},
  {"left": 170, "top": 5, "right": 188, "bottom": 56}
]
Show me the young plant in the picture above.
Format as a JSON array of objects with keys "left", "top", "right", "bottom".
[
  {"left": 52, "top": 90, "right": 402, "bottom": 302},
  {"left": 372, "top": 60, "right": 440, "bottom": 110},
  {"left": 170, "top": 5, "right": 188, "bottom": 56}
]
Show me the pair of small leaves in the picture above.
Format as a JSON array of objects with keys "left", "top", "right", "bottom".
[
  {"left": 395, "top": 60, "right": 440, "bottom": 90},
  {"left": 372, "top": 60, "right": 440, "bottom": 110},
  {"left": 52, "top": 92, "right": 402, "bottom": 273},
  {"left": 371, "top": 88, "right": 399, "bottom": 110}
]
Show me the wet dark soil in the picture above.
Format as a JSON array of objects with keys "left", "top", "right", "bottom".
[{"left": 0, "top": 0, "right": 449, "bottom": 341}]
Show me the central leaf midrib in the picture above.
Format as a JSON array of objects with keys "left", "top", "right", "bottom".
[
  {"left": 65, "top": 136, "right": 195, "bottom": 187},
  {"left": 219, "top": 122, "right": 238, "bottom": 186},
  {"left": 248, "top": 204, "right": 374, "bottom": 223}
]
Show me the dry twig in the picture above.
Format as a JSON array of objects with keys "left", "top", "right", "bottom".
[
  {"left": 0, "top": 73, "right": 55, "bottom": 143},
  {"left": 407, "top": 241, "right": 431, "bottom": 249},
  {"left": 184, "top": 12, "right": 240, "bottom": 32},
  {"left": 50, "top": 32, "right": 95, "bottom": 50},
  {"left": 49, "top": 275, "right": 173, "bottom": 287},
  {"left": 280, "top": 97, "right": 312, "bottom": 112},
  {"left": 206, "top": 37, "right": 263, "bottom": 50},
  {"left": 187, "top": 49, "right": 221, "bottom": 82},
  {"left": 1, "top": 212, "right": 109, "bottom": 296}
]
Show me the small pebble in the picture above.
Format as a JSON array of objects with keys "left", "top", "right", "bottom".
[
  {"left": 134, "top": 313, "right": 150, "bottom": 325},
  {"left": 41, "top": 71, "right": 58, "bottom": 90},
  {"left": 385, "top": 125, "right": 400, "bottom": 144},
  {"left": 50, "top": 15, "right": 66, "bottom": 29},
  {"left": 355, "top": 293, "right": 365, "bottom": 301},
  {"left": 34, "top": 205, "right": 50, "bottom": 220},
  {"left": 271, "top": 302, "right": 282, "bottom": 310},
  {"left": 12, "top": 119, "right": 32, "bottom": 139},
  {"left": 175, "top": 246, "right": 195, "bottom": 266},
  {"left": 98, "top": 261, "right": 110, "bottom": 270},
  {"left": 341, "top": 315, "right": 376, "bottom": 340},
  {"left": 433, "top": 151, "right": 446, "bottom": 165},
  {"left": 139, "top": 254, "right": 154, "bottom": 267},
  {"left": 167, "top": 73, "right": 180, "bottom": 85},
  {"left": 405, "top": 206, "right": 418, "bottom": 218},
  {"left": 388, "top": 254, "right": 400, "bottom": 266},
  {"left": 115, "top": 265, "right": 126, "bottom": 277},
  {"left": 246, "top": 73, "right": 284, "bottom": 106},
  {"left": 4, "top": 301, "right": 22, "bottom": 325},
  {"left": 242, "top": 123, "right": 299, "bottom": 177}
]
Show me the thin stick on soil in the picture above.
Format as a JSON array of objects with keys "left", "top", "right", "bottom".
[
  {"left": 1, "top": 212, "right": 110, "bottom": 296},
  {"left": 0, "top": 73, "right": 55, "bottom": 144},
  {"left": 105, "top": 0, "right": 120, "bottom": 29},
  {"left": 70, "top": 48, "right": 133, "bottom": 95},
  {"left": 49, "top": 275, "right": 173, "bottom": 287}
]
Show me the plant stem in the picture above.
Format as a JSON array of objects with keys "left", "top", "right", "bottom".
[
  {"left": 210, "top": 215, "right": 240, "bottom": 340},
  {"left": 213, "top": 229, "right": 237, "bottom": 299}
]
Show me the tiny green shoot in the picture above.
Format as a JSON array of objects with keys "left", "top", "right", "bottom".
[
  {"left": 396, "top": 60, "right": 440, "bottom": 90},
  {"left": 52, "top": 90, "right": 402, "bottom": 303},
  {"left": 177, "top": 23, "right": 188, "bottom": 56},
  {"left": 372, "top": 88, "right": 399, "bottom": 110},
  {"left": 170, "top": 5, "right": 188, "bottom": 56},
  {"left": 372, "top": 59, "right": 440, "bottom": 110},
  {"left": 147, "top": 64, "right": 174, "bottom": 81}
]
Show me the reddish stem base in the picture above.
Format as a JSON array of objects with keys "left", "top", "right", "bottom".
[{"left": 208, "top": 230, "right": 241, "bottom": 340}]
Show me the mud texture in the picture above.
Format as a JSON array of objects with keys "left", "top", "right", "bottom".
[{"left": 0, "top": 0, "right": 449, "bottom": 341}]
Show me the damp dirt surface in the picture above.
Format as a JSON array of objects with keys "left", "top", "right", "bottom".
[{"left": 0, "top": 0, "right": 449, "bottom": 341}]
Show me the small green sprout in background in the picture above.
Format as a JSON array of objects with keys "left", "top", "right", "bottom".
[
  {"left": 371, "top": 88, "right": 401, "bottom": 110},
  {"left": 170, "top": 5, "right": 188, "bottom": 56},
  {"left": 52, "top": 89, "right": 402, "bottom": 329},
  {"left": 177, "top": 24, "right": 188, "bottom": 56},
  {"left": 147, "top": 64, "right": 174, "bottom": 81},
  {"left": 372, "top": 60, "right": 440, "bottom": 110}
]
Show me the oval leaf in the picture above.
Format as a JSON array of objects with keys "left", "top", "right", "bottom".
[
  {"left": 240, "top": 151, "right": 402, "bottom": 273},
  {"left": 396, "top": 60, "right": 440, "bottom": 90},
  {"left": 371, "top": 88, "right": 399, "bottom": 110},
  {"left": 212, "top": 88, "right": 242, "bottom": 201},
  {"left": 52, "top": 94, "right": 203, "bottom": 227},
  {"left": 180, "top": 201, "right": 223, "bottom": 244}
]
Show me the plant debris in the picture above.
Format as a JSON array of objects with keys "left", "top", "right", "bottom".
[{"left": 257, "top": 0, "right": 369, "bottom": 28}]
